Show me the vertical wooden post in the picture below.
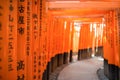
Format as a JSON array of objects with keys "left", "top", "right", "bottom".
[
  {"left": 7, "top": 0, "right": 17, "bottom": 80},
  {"left": 17, "top": 0, "right": 27, "bottom": 80},
  {"left": 26, "top": 0, "right": 33, "bottom": 80},
  {"left": 0, "top": 1, "right": 9, "bottom": 80},
  {"left": 69, "top": 22, "right": 74, "bottom": 62},
  {"left": 117, "top": 8, "right": 120, "bottom": 80}
]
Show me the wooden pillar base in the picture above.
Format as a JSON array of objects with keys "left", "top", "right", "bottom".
[
  {"left": 63, "top": 52, "right": 68, "bottom": 64},
  {"left": 119, "top": 67, "right": 120, "bottom": 80},
  {"left": 81, "top": 49, "right": 86, "bottom": 59},
  {"left": 47, "top": 62, "right": 52, "bottom": 80},
  {"left": 104, "top": 59, "right": 109, "bottom": 78},
  {"left": 109, "top": 64, "right": 119, "bottom": 80},
  {"left": 51, "top": 57, "right": 54, "bottom": 72},
  {"left": 95, "top": 46, "right": 103, "bottom": 57},
  {"left": 42, "top": 69, "right": 47, "bottom": 80},
  {"left": 52, "top": 55, "right": 58, "bottom": 72},
  {"left": 78, "top": 49, "right": 81, "bottom": 60},
  {"left": 69, "top": 50, "right": 73, "bottom": 62},
  {"left": 55, "top": 55, "right": 58, "bottom": 69},
  {"left": 89, "top": 48, "right": 92, "bottom": 58},
  {"left": 57, "top": 54, "right": 63, "bottom": 67}
]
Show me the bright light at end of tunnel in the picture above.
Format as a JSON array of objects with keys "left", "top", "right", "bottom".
[
  {"left": 74, "top": 22, "right": 81, "bottom": 32},
  {"left": 64, "top": 21, "right": 67, "bottom": 29},
  {"left": 91, "top": 54, "right": 95, "bottom": 58},
  {"left": 70, "top": 23, "right": 72, "bottom": 32},
  {"left": 90, "top": 23, "right": 92, "bottom": 32}
]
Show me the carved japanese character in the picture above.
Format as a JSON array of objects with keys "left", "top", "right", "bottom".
[
  {"left": 33, "top": 75, "right": 36, "bottom": 79},
  {"left": 32, "top": 14, "right": 37, "bottom": 19},
  {"left": 27, "top": 51, "right": 29, "bottom": 56},
  {"left": 17, "top": 74, "right": 25, "bottom": 80},
  {"left": 9, "top": 15, "right": 14, "bottom": 22},
  {"left": 38, "top": 75, "right": 41, "bottom": 79},
  {"left": 38, "top": 69, "right": 41, "bottom": 73},
  {"left": 34, "top": 60, "right": 36, "bottom": 63},
  {"left": 0, "top": 6, "right": 3, "bottom": 9},
  {"left": 38, "top": 56, "right": 41, "bottom": 60},
  {"left": 34, "top": 0, "right": 37, "bottom": 5},
  {"left": 27, "top": 6, "right": 30, "bottom": 11},
  {"left": 34, "top": 20, "right": 37, "bottom": 24},
  {"left": 10, "top": 0, "right": 13, "bottom": 3},
  {"left": 0, "top": 58, "right": 1, "bottom": 62},
  {"left": 18, "top": 27, "right": 24, "bottom": 35},
  {"left": 9, "top": 25, "right": 14, "bottom": 32},
  {"left": 34, "top": 69, "right": 36, "bottom": 72},
  {"left": 18, "top": 5, "right": 24, "bottom": 13},
  {"left": 27, "top": 2, "right": 30, "bottom": 5},
  {"left": 8, "top": 55, "right": 13, "bottom": 62},
  {"left": 19, "top": 0, "right": 25, "bottom": 2},
  {"left": 8, "top": 42, "right": 13, "bottom": 49},
  {"left": 0, "top": 13, "right": 2, "bottom": 16},
  {"left": 8, "top": 64, "right": 13, "bottom": 71},
  {"left": 17, "top": 60, "right": 25, "bottom": 71},
  {"left": 38, "top": 61, "right": 41, "bottom": 66},
  {"left": 34, "top": 56, "right": 36, "bottom": 59},
  {"left": 0, "top": 22, "right": 1, "bottom": 31},
  {"left": 0, "top": 65, "right": 2, "bottom": 69},
  {"left": 34, "top": 52, "right": 36, "bottom": 55},
  {"left": 34, "top": 65, "right": 36, "bottom": 68},
  {"left": 18, "top": 16, "right": 24, "bottom": 24},
  {"left": 9, "top": 4, "right": 14, "bottom": 11}
]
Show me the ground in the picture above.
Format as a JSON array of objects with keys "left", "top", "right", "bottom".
[{"left": 57, "top": 57, "right": 103, "bottom": 80}]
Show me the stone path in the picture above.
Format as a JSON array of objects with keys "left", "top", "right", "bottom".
[
  {"left": 49, "top": 56, "right": 109, "bottom": 80},
  {"left": 57, "top": 57, "right": 104, "bottom": 80}
]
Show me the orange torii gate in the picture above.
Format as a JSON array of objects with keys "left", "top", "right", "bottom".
[
  {"left": 103, "top": 9, "right": 120, "bottom": 80},
  {"left": 0, "top": 0, "right": 120, "bottom": 80}
]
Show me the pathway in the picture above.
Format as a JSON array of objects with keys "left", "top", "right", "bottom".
[{"left": 58, "top": 57, "right": 103, "bottom": 80}]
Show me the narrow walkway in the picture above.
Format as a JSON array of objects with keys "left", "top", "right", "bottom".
[{"left": 58, "top": 57, "right": 103, "bottom": 80}]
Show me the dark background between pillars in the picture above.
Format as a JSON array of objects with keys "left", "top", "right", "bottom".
[{"left": 69, "top": 50, "right": 73, "bottom": 62}]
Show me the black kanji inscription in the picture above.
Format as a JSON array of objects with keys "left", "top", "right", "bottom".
[
  {"left": 17, "top": 74, "right": 25, "bottom": 80},
  {"left": 18, "top": 16, "right": 24, "bottom": 24},
  {"left": 9, "top": 4, "right": 14, "bottom": 11},
  {"left": 18, "top": 5, "right": 24, "bottom": 13},
  {"left": 17, "top": 60, "right": 25, "bottom": 71},
  {"left": 18, "top": 27, "right": 24, "bottom": 35}
]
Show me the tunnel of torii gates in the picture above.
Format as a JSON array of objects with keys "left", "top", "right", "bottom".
[{"left": 0, "top": 0, "right": 120, "bottom": 80}]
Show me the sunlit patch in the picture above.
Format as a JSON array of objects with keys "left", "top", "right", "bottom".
[
  {"left": 91, "top": 54, "right": 95, "bottom": 58},
  {"left": 97, "top": 57, "right": 104, "bottom": 61}
]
